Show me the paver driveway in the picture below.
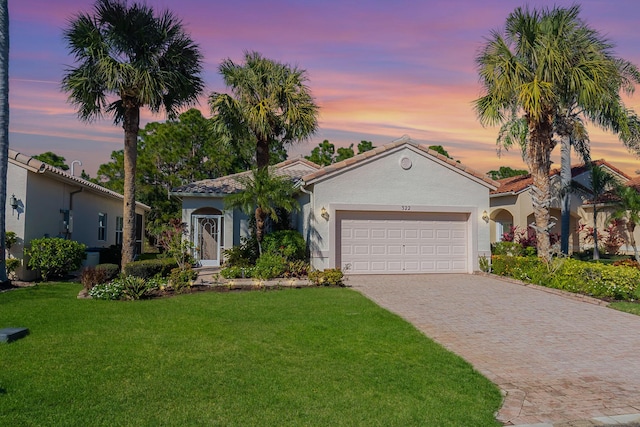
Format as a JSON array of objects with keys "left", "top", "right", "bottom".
[{"left": 349, "top": 273, "right": 640, "bottom": 426}]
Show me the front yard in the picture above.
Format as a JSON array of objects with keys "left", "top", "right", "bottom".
[{"left": 0, "top": 284, "right": 501, "bottom": 426}]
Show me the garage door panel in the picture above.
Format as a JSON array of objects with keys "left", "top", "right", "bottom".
[{"left": 340, "top": 211, "right": 469, "bottom": 274}]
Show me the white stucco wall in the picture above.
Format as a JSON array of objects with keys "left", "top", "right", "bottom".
[
  {"left": 180, "top": 195, "right": 241, "bottom": 256},
  {"left": 304, "top": 146, "right": 492, "bottom": 272}
]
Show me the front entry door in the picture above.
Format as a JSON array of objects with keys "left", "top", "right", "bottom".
[{"left": 193, "top": 215, "right": 223, "bottom": 267}]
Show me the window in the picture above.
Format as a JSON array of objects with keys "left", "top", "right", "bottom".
[
  {"left": 115, "top": 216, "right": 123, "bottom": 245},
  {"left": 98, "top": 213, "right": 107, "bottom": 241}
]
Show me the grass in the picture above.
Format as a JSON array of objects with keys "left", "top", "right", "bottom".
[
  {"left": 0, "top": 283, "right": 501, "bottom": 426},
  {"left": 610, "top": 301, "right": 640, "bottom": 316}
]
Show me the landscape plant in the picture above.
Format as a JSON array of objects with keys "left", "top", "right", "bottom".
[{"left": 25, "top": 237, "right": 86, "bottom": 281}]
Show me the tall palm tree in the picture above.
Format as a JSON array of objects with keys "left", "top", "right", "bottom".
[
  {"left": 475, "top": 5, "right": 640, "bottom": 262},
  {"left": 62, "top": 0, "right": 203, "bottom": 267},
  {"left": 0, "top": 0, "right": 8, "bottom": 284},
  {"left": 611, "top": 185, "right": 640, "bottom": 262},
  {"left": 209, "top": 51, "right": 319, "bottom": 170}
]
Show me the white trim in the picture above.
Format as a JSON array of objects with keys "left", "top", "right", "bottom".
[{"left": 193, "top": 214, "right": 223, "bottom": 267}]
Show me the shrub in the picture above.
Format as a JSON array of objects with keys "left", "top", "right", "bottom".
[
  {"left": 549, "top": 259, "right": 640, "bottom": 300},
  {"left": 253, "top": 253, "right": 287, "bottom": 280},
  {"left": 490, "top": 255, "right": 548, "bottom": 283},
  {"left": 89, "top": 280, "right": 125, "bottom": 300},
  {"left": 223, "top": 236, "right": 259, "bottom": 267},
  {"left": 284, "top": 260, "right": 310, "bottom": 278},
  {"left": 5, "top": 231, "right": 17, "bottom": 250},
  {"left": 612, "top": 259, "right": 640, "bottom": 269},
  {"left": 121, "top": 276, "right": 156, "bottom": 300},
  {"left": 169, "top": 266, "right": 198, "bottom": 293},
  {"left": 308, "top": 268, "right": 345, "bottom": 287},
  {"left": 492, "top": 241, "right": 524, "bottom": 257},
  {"left": 95, "top": 263, "right": 120, "bottom": 281},
  {"left": 25, "top": 237, "right": 86, "bottom": 281},
  {"left": 262, "top": 230, "right": 307, "bottom": 261},
  {"left": 5, "top": 258, "right": 20, "bottom": 278},
  {"left": 98, "top": 245, "right": 122, "bottom": 266},
  {"left": 81, "top": 266, "right": 108, "bottom": 290},
  {"left": 124, "top": 258, "right": 177, "bottom": 279}
]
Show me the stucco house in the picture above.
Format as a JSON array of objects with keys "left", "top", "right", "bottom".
[
  {"left": 173, "top": 136, "right": 498, "bottom": 274},
  {"left": 489, "top": 160, "right": 631, "bottom": 253},
  {"left": 6, "top": 149, "right": 150, "bottom": 280}
]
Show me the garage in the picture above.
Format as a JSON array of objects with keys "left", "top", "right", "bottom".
[{"left": 338, "top": 211, "right": 469, "bottom": 274}]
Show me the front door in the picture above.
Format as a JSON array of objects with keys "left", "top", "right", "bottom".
[{"left": 193, "top": 215, "right": 223, "bottom": 267}]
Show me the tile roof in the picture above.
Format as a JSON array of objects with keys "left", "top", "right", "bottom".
[
  {"left": 302, "top": 135, "right": 499, "bottom": 188},
  {"left": 8, "top": 148, "right": 150, "bottom": 210},
  {"left": 171, "top": 157, "right": 321, "bottom": 195},
  {"left": 490, "top": 159, "right": 630, "bottom": 195}
]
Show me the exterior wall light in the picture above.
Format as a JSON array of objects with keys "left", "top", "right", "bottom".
[
  {"left": 482, "top": 210, "right": 489, "bottom": 223},
  {"left": 9, "top": 194, "right": 19, "bottom": 211},
  {"left": 320, "top": 207, "right": 330, "bottom": 220}
]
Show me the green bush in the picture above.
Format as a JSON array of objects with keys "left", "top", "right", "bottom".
[
  {"left": 124, "top": 258, "right": 177, "bottom": 279},
  {"left": 5, "top": 258, "right": 20, "bottom": 278},
  {"left": 549, "top": 259, "right": 640, "bottom": 300},
  {"left": 253, "top": 253, "right": 287, "bottom": 280},
  {"left": 308, "top": 268, "right": 345, "bottom": 286},
  {"left": 88, "top": 280, "right": 125, "bottom": 300},
  {"left": 491, "top": 241, "right": 524, "bottom": 257},
  {"left": 262, "top": 230, "right": 306, "bottom": 261},
  {"left": 169, "top": 266, "right": 198, "bottom": 293},
  {"left": 5, "top": 231, "right": 17, "bottom": 250},
  {"left": 95, "top": 263, "right": 120, "bottom": 281},
  {"left": 222, "top": 236, "right": 259, "bottom": 267},
  {"left": 25, "top": 237, "right": 86, "bottom": 281},
  {"left": 490, "top": 255, "right": 547, "bottom": 282},
  {"left": 284, "top": 260, "right": 310, "bottom": 278},
  {"left": 98, "top": 245, "right": 122, "bottom": 266}
]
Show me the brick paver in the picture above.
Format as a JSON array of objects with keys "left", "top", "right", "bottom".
[{"left": 348, "top": 274, "right": 640, "bottom": 426}]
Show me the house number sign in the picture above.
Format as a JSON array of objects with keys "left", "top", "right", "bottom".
[{"left": 401, "top": 205, "right": 411, "bottom": 211}]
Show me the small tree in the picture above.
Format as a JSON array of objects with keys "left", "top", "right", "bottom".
[
  {"left": 588, "top": 165, "right": 620, "bottom": 260},
  {"left": 611, "top": 185, "right": 640, "bottom": 262}
]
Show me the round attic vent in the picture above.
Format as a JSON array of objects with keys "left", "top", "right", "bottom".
[{"left": 400, "top": 156, "right": 412, "bottom": 170}]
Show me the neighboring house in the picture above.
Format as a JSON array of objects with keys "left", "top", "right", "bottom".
[
  {"left": 6, "top": 149, "right": 150, "bottom": 280},
  {"left": 173, "top": 136, "right": 498, "bottom": 274},
  {"left": 489, "top": 160, "right": 631, "bottom": 253}
]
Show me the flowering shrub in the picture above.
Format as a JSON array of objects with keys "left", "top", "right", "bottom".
[
  {"left": 88, "top": 276, "right": 164, "bottom": 300},
  {"left": 308, "top": 268, "right": 345, "bottom": 286}
]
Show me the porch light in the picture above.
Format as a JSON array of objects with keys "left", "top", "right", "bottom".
[
  {"left": 9, "top": 194, "right": 18, "bottom": 211},
  {"left": 320, "top": 207, "right": 329, "bottom": 220},
  {"left": 482, "top": 210, "right": 489, "bottom": 223}
]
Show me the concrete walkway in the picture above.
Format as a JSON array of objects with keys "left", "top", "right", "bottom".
[{"left": 348, "top": 274, "right": 640, "bottom": 426}]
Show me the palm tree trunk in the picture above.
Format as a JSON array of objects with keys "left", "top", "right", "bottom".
[
  {"left": 560, "top": 136, "right": 571, "bottom": 254},
  {"left": 256, "top": 138, "right": 270, "bottom": 169},
  {"left": 0, "top": 0, "right": 8, "bottom": 284},
  {"left": 121, "top": 104, "right": 140, "bottom": 269},
  {"left": 255, "top": 206, "right": 266, "bottom": 255},
  {"left": 628, "top": 222, "right": 638, "bottom": 262},
  {"left": 592, "top": 205, "right": 600, "bottom": 260}
]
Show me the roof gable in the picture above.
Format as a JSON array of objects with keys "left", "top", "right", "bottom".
[{"left": 302, "top": 135, "right": 498, "bottom": 189}]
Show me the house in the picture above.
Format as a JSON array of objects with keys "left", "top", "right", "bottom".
[
  {"left": 172, "top": 136, "right": 498, "bottom": 274},
  {"left": 6, "top": 149, "right": 150, "bottom": 280},
  {"left": 489, "top": 160, "right": 631, "bottom": 252}
]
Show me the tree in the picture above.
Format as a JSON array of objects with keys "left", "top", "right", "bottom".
[
  {"left": 33, "top": 152, "right": 70, "bottom": 171},
  {"left": 428, "top": 145, "right": 453, "bottom": 159},
  {"left": 587, "top": 164, "right": 620, "bottom": 260},
  {"left": 0, "top": 0, "right": 8, "bottom": 284},
  {"left": 224, "top": 168, "right": 299, "bottom": 250},
  {"left": 62, "top": 0, "right": 204, "bottom": 268},
  {"left": 357, "top": 140, "right": 375, "bottom": 154},
  {"left": 611, "top": 185, "right": 640, "bottom": 262},
  {"left": 95, "top": 109, "right": 241, "bottom": 229},
  {"left": 335, "top": 144, "right": 354, "bottom": 163},
  {"left": 209, "top": 51, "right": 319, "bottom": 170},
  {"left": 305, "top": 140, "right": 335, "bottom": 166},
  {"left": 475, "top": 5, "right": 640, "bottom": 262},
  {"left": 487, "top": 166, "right": 528, "bottom": 180}
]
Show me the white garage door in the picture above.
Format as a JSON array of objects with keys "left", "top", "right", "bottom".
[{"left": 339, "top": 211, "right": 469, "bottom": 274}]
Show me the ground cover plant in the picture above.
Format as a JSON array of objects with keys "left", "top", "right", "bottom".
[{"left": 0, "top": 283, "right": 501, "bottom": 426}]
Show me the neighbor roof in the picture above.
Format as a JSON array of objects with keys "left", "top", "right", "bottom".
[
  {"left": 171, "top": 157, "right": 321, "bottom": 196},
  {"left": 490, "top": 159, "right": 630, "bottom": 196},
  {"left": 9, "top": 149, "right": 150, "bottom": 211}
]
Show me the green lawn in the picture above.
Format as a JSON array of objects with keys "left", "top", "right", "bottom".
[
  {"left": 610, "top": 301, "right": 640, "bottom": 316},
  {"left": 0, "top": 284, "right": 501, "bottom": 426}
]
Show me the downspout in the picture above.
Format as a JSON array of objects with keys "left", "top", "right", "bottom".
[{"left": 298, "top": 183, "right": 315, "bottom": 266}]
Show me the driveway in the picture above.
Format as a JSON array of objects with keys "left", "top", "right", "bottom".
[{"left": 349, "top": 274, "right": 640, "bottom": 426}]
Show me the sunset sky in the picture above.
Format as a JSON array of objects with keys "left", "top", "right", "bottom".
[{"left": 8, "top": 0, "right": 640, "bottom": 177}]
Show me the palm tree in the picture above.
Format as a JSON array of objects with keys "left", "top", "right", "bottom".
[
  {"left": 587, "top": 164, "right": 620, "bottom": 260},
  {"left": 62, "top": 0, "right": 203, "bottom": 267},
  {"left": 610, "top": 185, "right": 640, "bottom": 262},
  {"left": 209, "top": 51, "right": 319, "bottom": 170},
  {"left": 475, "top": 5, "right": 640, "bottom": 262},
  {"left": 224, "top": 168, "right": 299, "bottom": 251},
  {"left": 0, "top": 0, "right": 8, "bottom": 284}
]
